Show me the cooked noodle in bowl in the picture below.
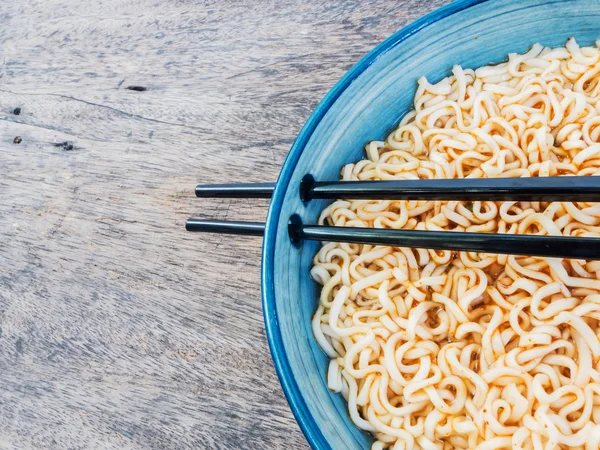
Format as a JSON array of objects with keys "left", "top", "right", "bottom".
[{"left": 310, "top": 38, "right": 600, "bottom": 450}]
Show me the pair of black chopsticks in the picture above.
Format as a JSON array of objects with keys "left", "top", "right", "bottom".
[{"left": 186, "top": 175, "right": 600, "bottom": 260}]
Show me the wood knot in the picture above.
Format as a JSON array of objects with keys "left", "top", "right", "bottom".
[
  {"left": 13, "top": 107, "right": 21, "bottom": 115},
  {"left": 52, "top": 141, "right": 74, "bottom": 151},
  {"left": 13, "top": 136, "right": 22, "bottom": 144},
  {"left": 125, "top": 85, "right": 147, "bottom": 91}
]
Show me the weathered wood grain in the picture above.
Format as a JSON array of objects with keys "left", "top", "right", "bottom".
[{"left": 0, "top": 1, "right": 450, "bottom": 448}]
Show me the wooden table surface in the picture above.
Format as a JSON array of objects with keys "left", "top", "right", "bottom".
[{"left": 0, "top": 1, "right": 449, "bottom": 448}]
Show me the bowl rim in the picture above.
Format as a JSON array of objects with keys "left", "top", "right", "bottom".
[{"left": 261, "top": 0, "right": 490, "bottom": 448}]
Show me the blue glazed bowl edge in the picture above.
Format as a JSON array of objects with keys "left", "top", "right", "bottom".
[{"left": 260, "top": 0, "right": 491, "bottom": 448}]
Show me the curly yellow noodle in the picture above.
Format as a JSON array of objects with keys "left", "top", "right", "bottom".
[{"left": 310, "top": 38, "right": 600, "bottom": 449}]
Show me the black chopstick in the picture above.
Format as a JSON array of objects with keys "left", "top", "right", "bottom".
[
  {"left": 185, "top": 217, "right": 600, "bottom": 260},
  {"left": 186, "top": 219, "right": 265, "bottom": 236},
  {"left": 291, "top": 224, "right": 599, "bottom": 259},
  {"left": 194, "top": 175, "right": 600, "bottom": 202},
  {"left": 195, "top": 182, "right": 275, "bottom": 199}
]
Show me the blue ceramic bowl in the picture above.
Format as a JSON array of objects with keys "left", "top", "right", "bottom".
[{"left": 262, "top": 0, "right": 600, "bottom": 448}]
